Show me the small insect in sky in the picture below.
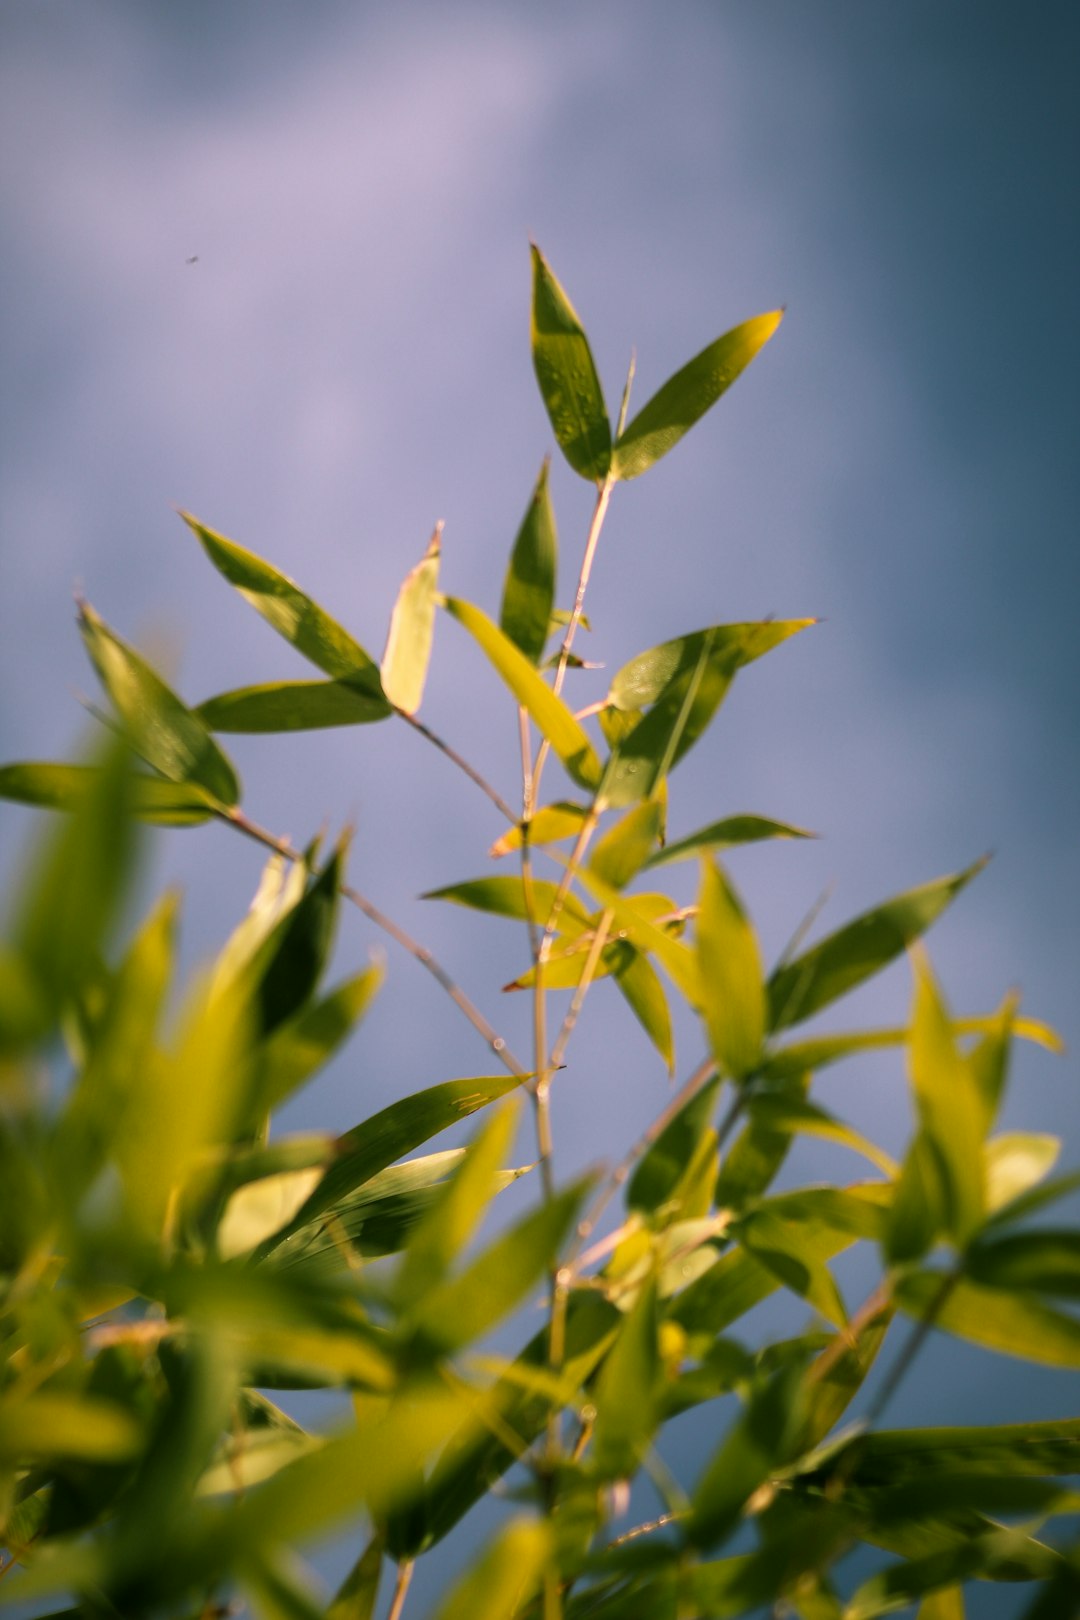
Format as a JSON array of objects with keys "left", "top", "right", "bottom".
[{"left": 185, "top": 255, "right": 199, "bottom": 265}]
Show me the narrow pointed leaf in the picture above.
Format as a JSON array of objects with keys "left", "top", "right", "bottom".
[
  {"left": 763, "top": 1013, "right": 1058, "bottom": 1083},
  {"left": 986, "top": 1155, "right": 1080, "bottom": 1229},
  {"left": 381, "top": 528, "right": 441, "bottom": 714},
  {"left": 614, "top": 947, "right": 676, "bottom": 1074},
  {"left": 422, "top": 875, "right": 591, "bottom": 932},
  {"left": 182, "top": 511, "right": 384, "bottom": 691},
  {"left": 609, "top": 621, "right": 813, "bottom": 712},
  {"left": 686, "top": 1361, "right": 805, "bottom": 1550},
  {"left": 255, "top": 963, "right": 383, "bottom": 1114},
  {"left": 629, "top": 1076, "right": 720, "bottom": 1213},
  {"left": 327, "top": 1534, "right": 383, "bottom": 1620},
  {"left": 0, "top": 761, "right": 217, "bottom": 824},
  {"left": 766, "top": 858, "right": 988, "bottom": 1033},
  {"left": 500, "top": 458, "right": 558, "bottom": 663},
  {"left": 433, "top": 1519, "right": 551, "bottom": 1620},
  {"left": 602, "top": 632, "right": 733, "bottom": 807},
  {"left": 591, "top": 1279, "right": 660, "bottom": 1480},
  {"left": 896, "top": 1271, "right": 1080, "bottom": 1366},
  {"left": 908, "top": 954, "right": 986, "bottom": 1244},
  {"left": 197, "top": 678, "right": 391, "bottom": 731},
  {"left": 697, "top": 857, "right": 765, "bottom": 1079},
  {"left": 590, "top": 799, "right": 664, "bottom": 889},
  {"left": 738, "top": 1209, "right": 848, "bottom": 1326},
  {"left": 646, "top": 812, "right": 815, "bottom": 869},
  {"left": 576, "top": 866, "right": 700, "bottom": 1004},
  {"left": 489, "top": 799, "right": 588, "bottom": 857},
  {"left": 746, "top": 1094, "right": 897, "bottom": 1176},
  {"left": 966, "top": 1230, "right": 1080, "bottom": 1298},
  {"left": 78, "top": 601, "right": 240, "bottom": 804},
  {"left": 885, "top": 1131, "right": 949, "bottom": 1265},
  {"left": 613, "top": 310, "right": 784, "bottom": 481},
  {"left": 442, "top": 595, "right": 602, "bottom": 789},
  {"left": 530, "top": 244, "right": 610, "bottom": 481}
]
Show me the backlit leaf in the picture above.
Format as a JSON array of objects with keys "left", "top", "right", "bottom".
[
  {"left": 433, "top": 1518, "right": 551, "bottom": 1620},
  {"left": 646, "top": 812, "right": 814, "bottom": 869},
  {"left": 381, "top": 527, "right": 441, "bottom": 714},
  {"left": 0, "top": 761, "right": 217, "bottom": 825},
  {"left": 896, "top": 1271, "right": 1080, "bottom": 1367},
  {"left": 697, "top": 857, "right": 765, "bottom": 1080},
  {"left": 612, "top": 310, "right": 783, "bottom": 481}
]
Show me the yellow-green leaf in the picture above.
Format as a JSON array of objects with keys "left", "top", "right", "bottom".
[{"left": 381, "top": 527, "right": 441, "bottom": 714}]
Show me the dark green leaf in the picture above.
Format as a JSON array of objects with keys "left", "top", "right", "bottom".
[
  {"left": 442, "top": 595, "right": 603, "bottom": 789},
  {"left": 896, "top": 1271, "right": 1080, "bottom": 1367},
  {"left": 697, "top": 858, "right": 765, "bottom": 1080},
  {"left": 966, "top": 1230, "right": 1080, "bottom": 1298},
  {"left": 327, "top": 1534, "right": 383, "bottom": 1620},
  {"left": 686, "top": 1361, "right": 805, "bottom": 1550},
  {"left": 530, "top": 244, "right": 610, "bottom": 482},
  {"left": 592, "top": 1280, "right": 660, "bottom": 1480},
  {"left": 255, "top": 964, "right": 383, "bottom": 1114},
  {"left": 250, "top": 843, "right": 346, "bottom": 1039},
  {"left": 885, "top": 1130, "right": 949, "bottom": 1265},
  {"left": 612, "top": 310, "right": 783, "bottom": 481},
  {"left": 766, "top": 858, "right": 988, "bottom": 1033},
  {"left": 500, "top": 458, "right": 558, "bottom": 664},
  {"left": 629, "top": 1077, "right": 721, "bottom": 1214},
  {"left": 381, "top": 527, "right": 441, "bottom": 714},
  {"left": 182, "top": 511, "right": 384, "bottom": 691},
  {"left": 197, "top": 678, "right": 392, "bottom": 731},
  {"left": 78, "top": 600, "right": 241, "bottom": 805}
]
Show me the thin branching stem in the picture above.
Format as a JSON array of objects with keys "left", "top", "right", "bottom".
[
  {"left": 222, "top": 807, "right": 530, "bottom": 1080},
  {"left": 398, "top": 706, "right": 517, "bottom": 824}
]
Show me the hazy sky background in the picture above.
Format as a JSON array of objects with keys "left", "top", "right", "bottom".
[{"left": 2, "top": 4, "right": 1078, "bottom": 1613}]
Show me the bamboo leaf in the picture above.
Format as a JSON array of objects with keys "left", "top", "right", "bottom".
[
  {"left": 613, "top": 946, "right": 676, "bottom": 1074},
  {"left": 0, "top": 761, "right": 217, "bottom": 825},
  {"left": 433, "top": 1519, "right": 551, "bottom": 1620},
  {"left": 423, "top": 875, "right": 591, "bottom": 932},
  {"left": 686, "top": 1361, "right": 805, "bottom": 1550},
  {"left": 896, "top": 1271, "right": 1080, "bottom": 1367},
  {"left": 697, "top": 857, "right": 765, "bottom": 1080},
  {"left": 576, "top": 867, "right": 700, "bottom": 1005},
  {"left": 590, "top": 800, "right": 664, "bottom": 889},
  {"left": 966, "top": 1230, "right": 1080, "bottom": 1299},
  {"left": 78, "top": 600, "right": 241, "bottom": 805},
  {"left": 746, "top": 1094, "right": 897, "bottom": 1177},
  {"left": 608, "top": 621, "right": 813, "bottom": 711},
  {"left": 907, "top": 954, "right": 986, "bottom": 1245},
  {"left": 255, "top": 964, "right": 383, "bottom": 1115},
  {"left": 182, "top": 511, "right": 384, "bottom": 691},
  {"left": 766, "top": 859, "right": 988, "bottom": 1033},
  {"left": 381, "top": 528, "right": 441, "bottom": 714},
  {"left": 442, "top": 595, "right": 602, "bottom": 789},
  {"left": 500, "top": 458, "right": 558, "bottom": 664},
  {"left": 738, "top": 1209, "right": 848, "bottom": 1327},
  {"left": 629, "top": 1077, "right": 721, "bottom": 1213},
  {"left": 530, "top": 244, "right": 610, "bottom": 482},
  {"left": 591, "top": 1280, "right": 660, "bottom": 1480},
  {"left": 0, "top": 1392, "right": 143, "bottom": 1463},
  {"left": 646, "top": 813, "right": 815, "bottom": 869},
  {"left": 612, "top": 310, "right": 783, "bottom": 481},
  {"left": 489, "top": 800, "right": 588, "bottom": 857},
  {"left": 198, "top": 678, "right": 392, "bottom": 731}
]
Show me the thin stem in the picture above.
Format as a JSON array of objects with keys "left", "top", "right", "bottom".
[
  {"left": 547, "top": 908, "right": 614, "bottom": 1075},
  {"left": 222, "top": 808, "right": 530, "bottom": 1080},
  {"left": 399, "top": 707, "right": 517, "bottom": 824},
  {"left": 386, "top": 1559, "right": 414, "bottom": 1620},
  {"left": 865, "top": 1266, "right": 960, "bottom": 1426}
]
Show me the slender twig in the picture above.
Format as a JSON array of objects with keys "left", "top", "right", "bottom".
[
  {"left": 547, "top": 909, "right": 614, "bottom": 1075},
  {"left": 398, "top": 707, "right": 517, "bottom": 824},
  {"left": 865, "top": 1266, "right": 961, "bottom": 1426},
  {"left": 386, "top": 1559, "right": 413, "bottom": 1620},
  {"left": 222, "top": 808, "right": 530, "bottom": 1080}
]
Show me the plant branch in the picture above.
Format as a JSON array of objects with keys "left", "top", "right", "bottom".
[
  {"left": 398, "top": 706, "right": 517, "bottom": 824},
  {"left": 222, "top": 807, "right": 530, "bottom": 1080},
  {"left": 386, "top": 1559, "right": 413, "bottom": 1620}
]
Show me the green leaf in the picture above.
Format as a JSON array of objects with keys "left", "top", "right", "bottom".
[
  {"left": 697, "top": 858, "right": 765, "bottom": 1080},
  {"left": 433, "top": 1518, "right": 551, "bottom": 1620},
  {"left": 602, "top": 632, "right": 732, "bottom": 808},
  {"left": 576, "top": 866, "right": 700, "bottom": 1006},
  {"left": 590, "top": 800, "right": 664, "bottom": 890},
  {"left": 917, "top": 1588, "right": 965, "bottom": 1620},
  {"left": 381, "top": 527, "right": 441, "bottom": 714},
  {"left": 327, "top": 1535, "right": 383, "bottom": 1620},
  {"left": 745, "top": 1094, "right": 897, "bottom": 1176},
  {"left": 182, "top": 510, "right": 384, "bottom": 691},
  {"left": 613, "top": 946, "right": 676, "bottom": 1074},
  {"left": 530, "top": 243, "right": 610, "bottom": 482},
  {"left": 842, "top": 1415, "right": 1080, "bottom": 1484},
  {"left": 766, "top": 858, "right": 988, "bottom": 1033},
  {"left": 500, "top": 459, "right": 558, "bottom": 664},
  {"left": 396, "top": 1100, "right": 520, "bottom": 1305},
  {"left": 885, "top": 1130, "right": 949, "bottom": 1265},
  {"left": 0, "top": 761, "right": 217, "bottom": 825},
  {"left": 78, "top": 600, "right": 241, "bottom": 805},
  {"left": 986, "top": 1156, "right": 1080, "bottom": 1229},
  {"left": 591, "top": 1280, "right": 660, "bottom": 1480},
  {"left": 629, "top": 1076, "right": 721, "bottom": 1214},
  {"left": 737, "top": 1209, "right": 848, "bottom": 1327},
  {"left": 646, "top": 813, "right": 815, "bottom": 869},
  {"left": 800, "top": 1296, "right": 894, "bottom": 1450},
  {"left": 268, "top": 1074, "right": 521, "bottom": 1243},
  {"left": 896, "top": 1270, "right": 1080, "bottom": 1367},
  {"left": 197, "top": 678, "right": 392, "bottom": 731},
  {"left": 762, "top": 1012, "right": 1059, "bottom": 1083},
  {"left": 423, "top": 875, "right": 591, "bottom": 933},
  {"left": 255, "top": 964, "right": 383, "bottom": 1114},
  {"left": 686, "top": 1361, "right": 805, "bottom": 1550},
  {"left": 907, "top": 953, "right": 986, "bottom": 1245},
  {"left": 410, "top": 1177, "right": 588, "bottom": 1354},
  {"left": 612, "top": 310, "right": 784, "bottom": 481},
  {"left": 966, "top": 1230, "right": 1080, "bottom": 1298},
  {"left": 489, "top": 800, "right": 588, "bottom": 857},
  {"left": 0, "top": 1392, "right": 143, "bottom": 1463},
  {"left": 247, "top": 842, "right": 347, "bottom": 1039},
  {"left": 442, "top": 595, "right": 603, "bottom": 789},
  {"left": 608, "top": 622, "right": 812, "bottom": 711}
]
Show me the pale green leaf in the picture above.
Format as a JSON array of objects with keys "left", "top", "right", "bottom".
[{"left": 381, "top": 527, "right": 441, "bottom": 714}]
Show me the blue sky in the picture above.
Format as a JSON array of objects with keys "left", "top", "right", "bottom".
[{"left": 2, "top": 3, "right": 1078, "bottom": 1610}]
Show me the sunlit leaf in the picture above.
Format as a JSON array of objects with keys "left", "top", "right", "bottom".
[
  {"left": 500, "top": 458, "right": 558, "bottom": 664},
  {"left": 423, "top": 874, "right": 591, "bottom": 932},
  {"left": 433, "top": 1518, "right": 551, "bottom": 1620},
  {"left": 489, "top": 799, "right": 588, "bottom": 857},
  {"left": 530, "top": 244, "right": 610, "bottom": 482},
  {"left": 442, "top": 595, "right": 602, "bottom": 789},
  {"left": 78, "top": 600, "right": 240, "bottom": 804},
  {"left": 738, "top": 1209, "right": 848, "bottom": 1327},
  {"left": 697, "top": 857, "right": 765, "bottom": 1080},
  {"left": 746, "top": 1094, "right": 897, "bottom": 1176},
  {"left": 592, "top": 1279, "right": 660, "bottom": 1480},
  {"left": 0, "top": 1392, "right": 143, "bottom": 1463},
  {"left": 381, "top": 527, "right": 441, "bottom": 714},
  {"left": 590, "top": 800, "right": 664, "bottom": 890},
  {"left": 198, "top": 678, "right": 392, "bottom": 731},
  {"left": 983, "top": 1133, "right": 1061, "bottom": 1217},
  {"left": 907, "top": 953, "right": 986, "bottom": 1245},
  {"left": 613, "top": 946, "right": 676, "bottom": 1074},
  {"left": 608, "top": 622, "right": 812, "bottom": 711},
  {"left": 766, "top": 858, "right": 988, "bottom": 1033},
  {"left": 612, "top": 310, "right": 783, "bottom": 481},
  {"left": 896, "top": 1271, "right": 1080, "bottom": 1367},
  {"left": 182, "top": 511, "right": 384, "bottom": 691}
]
